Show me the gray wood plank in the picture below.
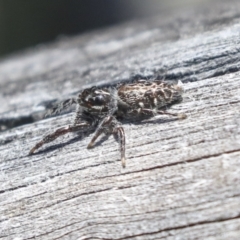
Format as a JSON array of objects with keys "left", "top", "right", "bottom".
[{"left": 0, "top": 1, "right": 240, "bottom": 239}]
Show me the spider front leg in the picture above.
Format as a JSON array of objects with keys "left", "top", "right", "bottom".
[
  {"left": 29, "top": 122, "right": 91, "bottom": 155},
  {"left": 87, "top": 116, "right": 126, "bottom": 167},
  {"left": 114, "top": 126, "right": 126, "bottom": 167}
]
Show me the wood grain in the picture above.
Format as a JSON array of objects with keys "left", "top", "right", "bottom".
[{"left": 0, "top": 1, "right": 240, "bottom": 239}]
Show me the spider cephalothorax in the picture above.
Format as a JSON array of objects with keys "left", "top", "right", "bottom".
[
  {"left": 29, "top": 80, "right": 186, "bottom": 167},
  {"left": 78, "top": 87, "right": 111, "bottom": 111}
]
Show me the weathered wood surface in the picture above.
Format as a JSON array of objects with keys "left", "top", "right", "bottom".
[{"left": 1, "top": 1, "right": 240, "bottom": 239}]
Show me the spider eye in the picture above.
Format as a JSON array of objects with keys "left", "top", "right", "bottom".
[{"left": 94, "top": 95, "right": 105, "bottom": 105}]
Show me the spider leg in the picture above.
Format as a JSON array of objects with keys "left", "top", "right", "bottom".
[
  {"left": 114, "top": 126, "right": 126, "bottom": 168},
  {"left": 46, "top": 98, "right": 77, "bottom": 116},
  {"left": 87, "top": 116, "right": 126, "bottom": 167},
  {"left": 141, "top": 108, "right": 187, "bottom": 119},
  {"left": 29, "top": 122, "right": 91, "bottom": 155},
  {"left": 87, "top": 116, "right": 113, "bottom": 149}
]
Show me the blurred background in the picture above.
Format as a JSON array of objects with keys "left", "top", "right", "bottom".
[{"left": 0, "top": 0, "right": 212, "bottom": 58}]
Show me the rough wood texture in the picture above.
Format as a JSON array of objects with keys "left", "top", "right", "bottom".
[{"left": 1, "top": 1, "right": 240, "bottom": 239}]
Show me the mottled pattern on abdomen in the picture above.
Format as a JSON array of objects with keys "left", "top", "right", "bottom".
[{"left": 117, "top": 80, "right": 183, "bottom": 110}]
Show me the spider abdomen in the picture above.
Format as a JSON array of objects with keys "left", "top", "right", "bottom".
[{"left": 117, "top": 80, "right": 183, "bottom": 111}]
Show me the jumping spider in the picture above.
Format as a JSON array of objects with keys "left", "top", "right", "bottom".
[{"left": 29, "top": 79, "right": 186, "bottom": 167}]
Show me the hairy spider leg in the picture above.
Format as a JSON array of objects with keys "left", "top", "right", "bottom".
[
  {"left": 29, "top": 122, "right": 91, "bottom": 155},
  {"left": 45, "top": 98, "right": 77, "bottom": 116},
  {"left": 114, "top": 126, "right": 126, "bottom": 167},
  {"left": 87, "top": 116, "right": 113, "bottom": 148},
  {"left": 133, "top": 108, "right": 187, "bottom": 119},
  {"left": 87, "top": 115, "right": 126, "bottom": 167}
]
